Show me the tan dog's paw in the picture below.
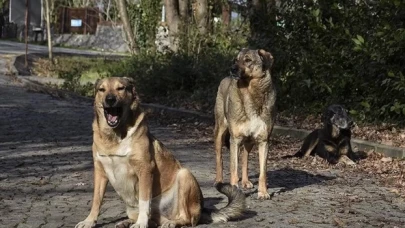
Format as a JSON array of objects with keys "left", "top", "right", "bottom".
[
  {"left": 115, "top": 219, "right": 135, "bottom": 228},
  {"left": 241, "top": 180, "right": 254, "bottom": 189},
  {"left": 130, "top": 223, "right": 148, "bottom": 228},
  {"left": 75, "top": 220, "right": 96, "bottom": 228},
  {"left": 161, "top": 221, "right": 176, "bottom": 228},
  {"left": 257, "top": 191, "right": 271, "bottom": 200}
]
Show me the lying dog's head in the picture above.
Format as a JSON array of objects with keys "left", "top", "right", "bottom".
[
  {"left": 231, "top": 48, "right": 274, "bottom": 79},
  {"left": 94, "top": 77, "right": 139, "bottom": 128},
  {"left": 322, "top": 104, "right": 354, "bottom": 130}
]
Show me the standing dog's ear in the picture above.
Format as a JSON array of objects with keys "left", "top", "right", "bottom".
[
  {"left": 258, "top": 49, "right": 274, "bottom": 70},
  {"left": 230, "top": 58, "right": 239, "bottom": 78},
  {"left": 236, "top": 48, "right": 249, "bottom": 61}
]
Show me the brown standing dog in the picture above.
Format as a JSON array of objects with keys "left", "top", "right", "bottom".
[
  {"left": 214, "top": 49, "right": 276, "bottom": 200},
  {"left": 75, "top": 77, "right": 245, "bottom": 228}
]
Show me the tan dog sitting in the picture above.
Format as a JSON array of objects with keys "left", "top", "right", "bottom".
[
  {"left": 75, "top": 77, "right": 245, "bottom": 228},
  {"left": 214, "top": 49, "right": 277, "bottom": 200}
]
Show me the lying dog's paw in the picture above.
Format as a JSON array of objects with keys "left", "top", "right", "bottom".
[
  {"left": 257, "top": 191, "right": 271, "bottom": 200},
  {"left": 338, "top": 155, "right": 357, "bottom": 167},
  {"left": 161, "top": 221, "right": 176, "bottom": 228},
  {"left": 75, "top": 220, "right": 96, "bottom": 228},
  {"left": 115, "top": 219, "right": 135, "bottom": 228}
]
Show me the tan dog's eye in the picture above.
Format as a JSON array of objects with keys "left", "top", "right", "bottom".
[
  {"left": 117, "top": 87, "right": 125, "bottom": 91},
  {"left": 98, "top": 88, "right": 106, "bottom": 92}
]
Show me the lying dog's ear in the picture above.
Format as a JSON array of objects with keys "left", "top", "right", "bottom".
[
  {"left": 322, "top": 107, "right": 334, "bottom": 125},
  {"left": 258, "top": 49, "right": 274, "bottom": 69}
]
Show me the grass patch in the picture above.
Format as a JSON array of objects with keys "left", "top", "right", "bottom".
[
  {"left": 28, "top": 54, "right": 125, "bottom": 96},
  {"left": 32, "top": 55, "right": 115, "bottom": 78}
]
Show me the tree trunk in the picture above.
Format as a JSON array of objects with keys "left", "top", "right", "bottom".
[
  {"left": 178, "top": 0, "right": 189, "bottom": 21},
  {"left": 164, "top": 0, "right": 180, "bottom": 52},
  {"left": 195, "top": 0, "right": 208, "bottom": 35},
  {"left": 116, "top": 0, "right": 139, "bottom": 54},
  {"left": 44, "top": 0, "right": 53, "bottom": 62},
  {"left": 221, "top": 0, "right": 231, "bottom": 32},
  {"left": 24, "top": 0, "right": 29, "bottom": 68},
  {"left": 248, "top": 0, "right": 276, "bottom": 42}
]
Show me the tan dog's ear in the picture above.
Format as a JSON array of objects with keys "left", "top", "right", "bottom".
[
  {"left": 94, "top": 79, "right": 102, "bottom": 96},
  {"left": 123, "top": 77, "right": 138, "bottom": 100},
  {"left": 258, "top": 49, "right": 274, "bottom": 69}
]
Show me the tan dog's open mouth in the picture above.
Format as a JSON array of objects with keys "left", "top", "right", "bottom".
[{"left": 104, "top": 107, "right": 122, "bottom": 128}]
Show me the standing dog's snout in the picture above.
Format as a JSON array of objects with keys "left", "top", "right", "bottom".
[{"left": 105, "top": 94, "right": 117, "bottom": 107}]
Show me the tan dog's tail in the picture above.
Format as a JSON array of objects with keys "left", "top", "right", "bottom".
[{"left": 200, "top": 183, "right": 246, "bottom": 223}]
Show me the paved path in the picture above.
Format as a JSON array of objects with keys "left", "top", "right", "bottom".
[
  {"left": 0, "top": 40, "right": 127, "bottom": 56},
  {"left": 0, "top": 76, "right": 404, "bottom": 228}
]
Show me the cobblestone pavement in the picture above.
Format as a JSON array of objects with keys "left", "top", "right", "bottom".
[{"left": 1, "top": 77, "right": 404, "bottom": 228}]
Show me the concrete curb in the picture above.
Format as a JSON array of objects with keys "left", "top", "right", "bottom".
[
  {"left": 0, "top": 55, "right": 18, "bottom": 76},
  {"left": 142, "top": 104, "right": 405, "bottom": 159}
]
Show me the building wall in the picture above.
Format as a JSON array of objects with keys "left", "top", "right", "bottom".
[{"left": 9, "top": 0, "right": 42, "bottom": 27}]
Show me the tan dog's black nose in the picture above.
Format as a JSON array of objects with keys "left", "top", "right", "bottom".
[{"left": 105, "top": 94, "right": 117, "bottom": 107}]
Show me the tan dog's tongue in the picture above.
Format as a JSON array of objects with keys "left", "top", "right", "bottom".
[{"left": 108, "top": 114, "right": 118, "bottom": 122}]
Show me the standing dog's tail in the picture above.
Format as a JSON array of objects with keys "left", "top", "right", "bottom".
[{"left": 199, "top": 183, "right": 246, "bottom": 224}]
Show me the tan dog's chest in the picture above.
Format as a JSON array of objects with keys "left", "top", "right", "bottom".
[{"left": 96, "top": 139, "right": 139, "bottom": 207}]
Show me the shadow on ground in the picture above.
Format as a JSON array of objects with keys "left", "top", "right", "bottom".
[{"left": 244, "top": 167, "right": 336, "bottom": 197}]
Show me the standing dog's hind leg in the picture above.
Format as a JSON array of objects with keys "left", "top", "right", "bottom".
[{"left": 257, "top": 141, "right": 270, "bottom": 200}]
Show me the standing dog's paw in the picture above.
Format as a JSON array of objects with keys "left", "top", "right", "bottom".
[
  {"left": 241, "top": 180, "right": 254, "bottom": 189},
  {"left": 75, "top": 220, "right": 96, "bottom": 228},
  {"left": 257, "top": 191, "right": 271, "bottom": 200},
  {"left": 161, "top": 221, "right": 176, "bottom": 228}
]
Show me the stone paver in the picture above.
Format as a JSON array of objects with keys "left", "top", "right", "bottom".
[{"left": 0, "top": 77, "right": 404, "bottom": 228}]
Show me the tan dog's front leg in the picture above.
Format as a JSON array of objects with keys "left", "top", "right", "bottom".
[
  {"left": 76, "top": 161, "right": 108, "bottom": 228},
  {"left": 132, "top": 169, "right": 153, "bottom": 228},
  {"left": 257, "top": 141, "right": 270, "bottom": 200},
  {"left": 229, "top": 137, "right": 242, "bottom": 187}
]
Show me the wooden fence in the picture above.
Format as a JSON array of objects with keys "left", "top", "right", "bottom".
[{"left": 58, "top": 7, "right": 100, "bottom": 34}]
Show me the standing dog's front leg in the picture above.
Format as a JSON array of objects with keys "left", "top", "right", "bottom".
[
  {"left": 76, "top": 160, "right": 108, "bottom": 228},
  {"left": 132, "top": 166, "right": 153, "bottom": 228},
  {"left": 257, "top": 141, "right": 270, "bottom": 200},
  {"left": 229, "top": 137, "right": 242, "bottom": 187}
]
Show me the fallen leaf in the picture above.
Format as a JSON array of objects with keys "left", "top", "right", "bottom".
[{"left": 381, "top": 157, "right": 393, "bottom": 162}]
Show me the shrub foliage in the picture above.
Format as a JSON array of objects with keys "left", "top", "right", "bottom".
[{"left": 55, "top": 0, "right": 405, "bottom": 124}]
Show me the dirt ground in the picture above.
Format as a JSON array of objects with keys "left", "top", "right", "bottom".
[{"left": 1, "top": 80, "right": 404, "bottom": 228}]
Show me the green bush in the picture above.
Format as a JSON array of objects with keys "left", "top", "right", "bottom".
[
  {"left": 253, "top": 0, "right": 405, "bottom": 123},
  {"left": 103, "top": 27, "right": 247, "bottom": 111}
]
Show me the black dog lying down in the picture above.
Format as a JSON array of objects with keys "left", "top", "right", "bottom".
[{"left": 295, "top": 104, "right": 359, "bottom": 165}]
